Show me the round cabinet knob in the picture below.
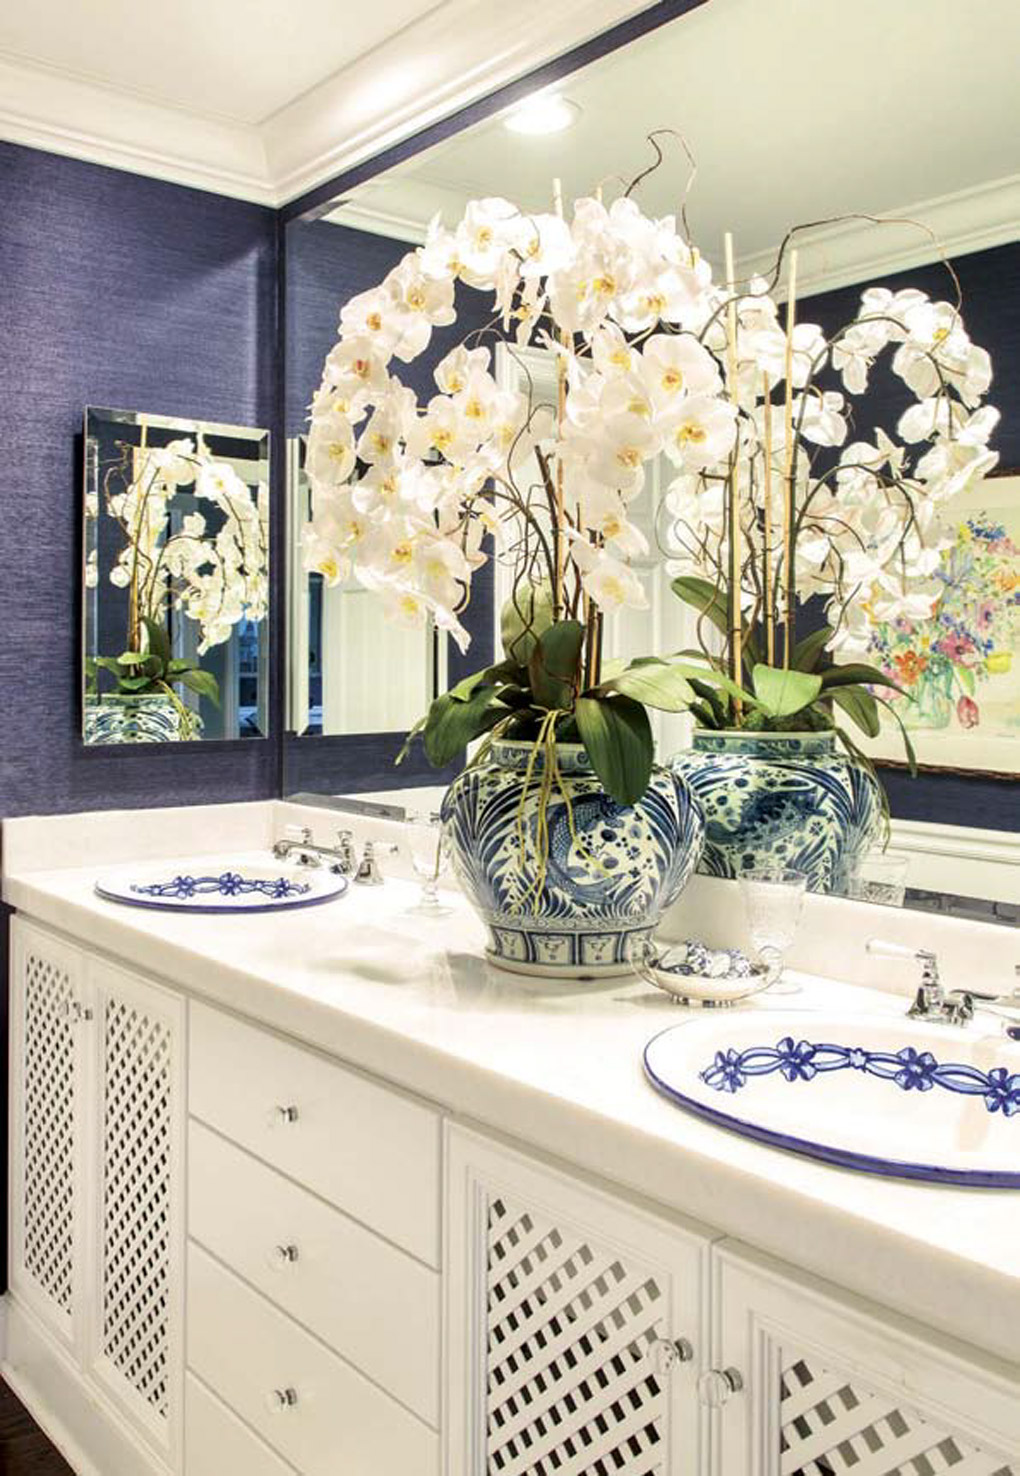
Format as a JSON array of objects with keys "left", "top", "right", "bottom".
[
  {"left": 697, "top": 1368, "right": 744, "bottom": 1408},
  {"left": 268, "top": 1243, "right": 300, "bottom": 1271},
  {"left": 651, "top": 1337, "right": 695, "bottom": 1374},
  {"left": 266, "top": 1387, "right": 299, "bottom": 1413},
  {"left": 273, "top": 1104, "right": 300, "bottom": 1127}
]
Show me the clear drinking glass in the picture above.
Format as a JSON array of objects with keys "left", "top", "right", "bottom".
[
  {"left": 403, "top": 812, "right": 452, "bottom": 916},
  {"left": 848, "top": 849, "right": 909, "bottom": 908},
  {"left": 739, "top": 868, "right": 807, "bottom": 994}
]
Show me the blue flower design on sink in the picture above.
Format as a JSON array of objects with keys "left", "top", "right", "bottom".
[{"left": 700, "top": 1036, "right": 1020, "bottom": 1118}]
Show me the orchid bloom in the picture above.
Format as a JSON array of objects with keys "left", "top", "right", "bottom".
[{"left": 302, "top": 184, "right": 996, "bottom": 678}]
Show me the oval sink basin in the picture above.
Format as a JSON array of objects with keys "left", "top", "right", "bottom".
[
  {"left": 644, "top": 1011, "right": 1020, "bottom": 1188},
  {"left": 96, "top": 861, "right": 348, "bottom": 914}
]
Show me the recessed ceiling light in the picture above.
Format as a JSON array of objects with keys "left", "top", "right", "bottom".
[{"left": 503, "top": 94, "right": 580, "bottom": 136}]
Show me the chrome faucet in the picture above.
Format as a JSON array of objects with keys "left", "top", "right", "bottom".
[
  {"left": 272, "top": 826, "right": 357, "bottom": 875},
  {"left": 866, "top": 940, "right": 975, "bottom": 1025}
]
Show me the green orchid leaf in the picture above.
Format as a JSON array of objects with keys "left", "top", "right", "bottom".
[
  {"left": 687, "top": 699, "right": 719, "bottom": 729},
  {"left": 166, "top": 658, "right": 199, "bottom": 675},
  {"left": 501, "top": 581, "right": 556, "bottom": 664},
  {"left": 395, "top": 713, "right": 428, "bottom": 766},
  {"left": 448, "top": 658, "right": 524, "bottom": 702},
  {"left": 873, "top": 693, "right": 919, "bottom": 776},
  {"left": 117, "top": 675, "right": 153, "bottom": 692},
  {"left": 528, "top": 620, "right": 585, "bottom": 710},
  {"left": 140, "top": 615, "right": 171, "bottom": 667},
  {"left": 178, "top": 668, "right": 221, "bottom": 708},
  {"left": 820, "top": 663, "right": 906, "bottom": 695},
  {"left": 575, "top": 694, "right": 653, "bottom": 806},
  {"left": 688, "top": 677, "right": 728, "bottom": 726},
  {"left": 670, "top": 575, "right": 762, "bottom": 668},
  {"left": 831, "top": 685, "right": 880, "bottom": 738},
  {"left": 751, "top": 664, "right": 823, "bottom": 718},
  {"left": 423, "top": 684, "right": 504, "bottom": 767},
  {"left": 117, "top": 651, "right": 148, "bottom": 667},
  {"left": 792, "top": 626, "right": 834, "bottom": 673},
  {"left": 601, "top": 660, "right": 694, "bottom": 713}
]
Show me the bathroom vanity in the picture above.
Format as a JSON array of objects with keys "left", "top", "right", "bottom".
[{"left": 3, "top": 801, "right": 1018, "bottom": 1476}]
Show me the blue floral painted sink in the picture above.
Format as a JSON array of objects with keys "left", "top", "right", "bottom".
[
  {"left": 96, "top": 859, "right": 348, "bottom": 914},
  {"left": 644, "top": 1011, "right": 1020, "bottom": 1187}
]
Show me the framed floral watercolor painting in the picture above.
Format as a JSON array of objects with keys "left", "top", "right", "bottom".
[{"left": 860, "top": 471, "right": 1020, "bottom": 775}]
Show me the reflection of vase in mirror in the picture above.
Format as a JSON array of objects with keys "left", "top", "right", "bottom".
[
  {"left": 83, "top": 408, "right": 271, "bottom": 745},
  {"left": 83, "top": 691, "right": 199, "bottom": 745}
]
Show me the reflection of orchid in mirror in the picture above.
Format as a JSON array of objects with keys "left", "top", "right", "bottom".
[{"left": 102, "top": 438, "right": 269, "bottom": 655}]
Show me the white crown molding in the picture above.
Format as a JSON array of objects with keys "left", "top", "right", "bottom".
[
  {"left": 262, "top": 0, "right": 653, "bottom": 205},
  {"left": 324, "top": 203, "right": 428, "bottom": 244},
  {"left": 0, "top": 0, "right": 651, "bottom": 205},
  {"left": 736, "top": 175, "right": 1020, "bottom": 299},
  {"left": 0, "top": 53, "right": 273, "bottom": 203}
]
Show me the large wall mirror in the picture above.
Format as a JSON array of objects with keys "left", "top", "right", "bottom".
[
  {"left": 83, "top": 407, "right": 270, "bottom": 744},
  {"left": 282, "top": 0, "right": 1018, "bottom": 921}
]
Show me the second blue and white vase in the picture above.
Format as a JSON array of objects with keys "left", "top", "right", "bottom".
[{"left": 671, "top": 729, "right": 883, "bottom": 895}]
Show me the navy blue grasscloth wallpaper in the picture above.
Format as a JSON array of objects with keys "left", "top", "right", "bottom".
[
  {"left": 804, "top": 242, "right": 1020, "bottom": 832},
  {"left": 0, "top": 141, "right": 280, "bottom": 820}
]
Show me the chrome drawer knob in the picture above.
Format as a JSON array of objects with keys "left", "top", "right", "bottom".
[
  {"left": 267, "top": 1387, "right": 299, "bottom": 1412},
  {"left": 274, "top": 1104, "right": 300, "bottom": 1126},
  {"left": 697, "top": 1367, "right": 744, "bottom": 1407},
  {"left": 268, "top": 1243, "right": 300, "bottom": 1271},
  {"left": 652, "top": 1336, "right": 695, "bottom": 1373}
]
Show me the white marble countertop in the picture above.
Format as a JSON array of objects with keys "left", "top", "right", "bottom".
[{"left": 4, "top": 801, "right": 1018, "bottom": 1371}]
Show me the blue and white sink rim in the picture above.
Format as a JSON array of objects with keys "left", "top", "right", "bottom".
[
  {"left": 643, "top": 1012, "right": 1020, "bottom": 1189},
  {"left": 95, "top": 862, "right": 348, "bottom": 914}
]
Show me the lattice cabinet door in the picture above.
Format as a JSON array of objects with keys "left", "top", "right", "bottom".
[
  {"left": 445, "top": 1125, "right": 713, "bottom": 1476},
  {"left": 713, "top": 1243, "right": 1020, "bottom": 1476},
  {"left": 9, "top": 919, "right": 88, "bottom": 1351},
  {"left": 85, "top": 957, "right": 185, "bottom": 1470}
]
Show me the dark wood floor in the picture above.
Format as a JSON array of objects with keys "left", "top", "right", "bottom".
[{"left": 0, "top": 1379, "right": 75, "bottom": 1475}]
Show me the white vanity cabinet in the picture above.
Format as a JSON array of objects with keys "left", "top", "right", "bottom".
[
  {"left": 446, "top": 1126, "right": 1020, "bottom": 1476},
  {"left": 713, "top": 1244, "right": 1020, "bottom": 1476},
  {"left": 8, "top": 918, "right": 186, "bottom": 1474},
  {"left": 7, "top": 915, "right": 1019, "bottom": 1476},
  {"left": 445, "top": 1125, "right": 715, "bottom": 1476},
  {"left": 184, "top": 1000, "right": 442, "bottom": 1476}
]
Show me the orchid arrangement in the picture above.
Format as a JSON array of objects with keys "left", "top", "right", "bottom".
[{"left": 303, "top": 161, "right": 997, "bottom": 800}]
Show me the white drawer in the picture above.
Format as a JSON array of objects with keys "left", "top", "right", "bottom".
[
  {"left": 187, "top": 1243, "right": 439, "bottom": 1476},
  {"left": 186, "top": 1374, "right": 296, "bottom": 1476},
  {"left": 188, "top": 1000, "right": 440, "bottom": 1264},
  {"left": 188, "top": 1120, "right": 439, "bottom": 1427}
]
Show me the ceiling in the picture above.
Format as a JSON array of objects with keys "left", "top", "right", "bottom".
[
  {"left": 0, "top": 0, "right": 445, "bottom": 125},
  {"left": 330, "top": 0, "right": 1020, "bottom": 290},
  {"left": 0, "top": 0, "right": 653, "bottom": 202}
]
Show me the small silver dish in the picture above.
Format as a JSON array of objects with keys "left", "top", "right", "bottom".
[{"left": 632, "top": 938, "right": 776, "bottom": 1007}]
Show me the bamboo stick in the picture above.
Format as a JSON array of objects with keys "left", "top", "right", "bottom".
[
  {"left": 552, "top": 177, "right": 568, "bottom": 626},
  {"left": 762, "top": 371, "right": 775, "bottom": 665},
  {"left": 782, "top": 248, "right": 799, "bottom": 667},
  {"left": 723, "top": 233, "right": 743, "bottom": 714}
]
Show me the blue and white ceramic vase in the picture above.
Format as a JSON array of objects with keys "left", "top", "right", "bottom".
[
  {"left": 83, "top": 692, "right": 190, "bottom": 744},
  {"left": 671, "top": 729, "right": 883, "bottom": 895},
  {"left": 441, "top": 739, "right": 704, "bottom": 979}
]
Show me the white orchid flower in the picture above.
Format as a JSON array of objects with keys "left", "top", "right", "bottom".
[
  {"left": 642, "top": 334, "right": 723, "bottom": 412},
  {"left": 663, "top": 396, "right": 737, "bottom": 471},
  {"left": 434, "top": 343, "right": 491, "bottom": 395},
  {"left": 569, "top": 539, "right": 649, "bottom": 614},
  {"left": 307, "top": 418, "right": 355, "bottom": 487}
]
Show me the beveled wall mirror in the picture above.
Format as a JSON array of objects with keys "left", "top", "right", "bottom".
[
  {"left": 83, "top": 407, "right": 270, "bottom": 744},
  {"left": 282, "top": 0, "right": 1018, "bottom": 923}
]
